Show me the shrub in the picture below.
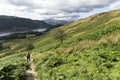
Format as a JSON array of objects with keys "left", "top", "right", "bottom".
[
  {"left": 44, "top": 54, "right": 64, "bottom": 67},
  {"left": 0, "top": 64, "right": 26, "bottom": 80},
  {"left": 26, "top": 44, "right": 34, "bottom": 51},
  {"left": 0, "top": 41, "right": 3, "bottom": 49},
  {"left": 53, "top": 29, "right": 66, "bottom": 43},
  {"left": 103, "top": 62, "right": 113, "bottom": 69}
]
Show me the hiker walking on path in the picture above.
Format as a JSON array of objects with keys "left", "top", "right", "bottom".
[{"left": 26, "top": 52, "right": 31, "bottom": 62}]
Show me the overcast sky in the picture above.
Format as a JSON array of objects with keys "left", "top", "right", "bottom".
[{"left": 0, "top": 0, "right": 120, "bottom": 21}]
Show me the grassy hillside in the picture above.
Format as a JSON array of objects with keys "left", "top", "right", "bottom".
[
  {"left": 0, "top": 9, "right": 120, "bottom": 80},
  {"left": 31, "top": 9, "right": 120, "bottom": 52}
]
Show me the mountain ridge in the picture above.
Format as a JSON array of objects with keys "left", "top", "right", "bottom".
[
  {"left": 44, "top": 18, "right": 69, "bottom": 25},
  {"left": 0, "top": 15, "right": 59, "bottom": 33}
]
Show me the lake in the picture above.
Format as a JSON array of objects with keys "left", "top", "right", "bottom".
[{"left": 0, "top": 28, "right": 47, "bottom": 37}]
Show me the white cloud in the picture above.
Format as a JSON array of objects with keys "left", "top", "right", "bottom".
[
  {"left": 110, "top": 1, "right": 120, "bottom": 9},
  {"left": 0, "top": 0, "right": 120, "bottom": 20}
]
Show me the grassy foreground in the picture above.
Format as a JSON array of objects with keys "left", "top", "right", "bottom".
[{"left": 0, "top": 53, "right": 28, "bottom": 80}]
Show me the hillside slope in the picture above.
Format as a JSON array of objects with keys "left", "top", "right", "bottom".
[
  {"left": 31, "top": 9, "right": 120, "bottom": 80},
  {"left": 0, "top": 9, "right": 120, "bottom": 80},
  {"left": 32, "top": 9, "right": 120, "bottom": 52}
]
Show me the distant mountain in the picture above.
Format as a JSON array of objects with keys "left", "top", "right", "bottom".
[
  {"left": 44, "top": 19, "right": 69, "bottom": 25},
  {"left": 0, "top": 16, "right": 54, "bottom": 33}
]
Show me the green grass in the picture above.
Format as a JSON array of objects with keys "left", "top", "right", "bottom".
[
  {"left": 0, "top": 9, "right": 120, "bottom": 80},
  {"left": 31, "top": 9, "right": 120, "bottom": 80},
  {"left": 33, "top": 42, "right": 120, "bottom": 80},
  {"left": 0, "top": 52, "right": 27, "bottom": 80}
]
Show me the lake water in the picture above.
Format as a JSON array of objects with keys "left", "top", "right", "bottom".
[{"left": 0, "top": 28, "right": 47, "bottom": 37}]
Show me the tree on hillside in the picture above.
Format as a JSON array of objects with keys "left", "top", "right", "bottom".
[
  {"left": 26, "top": 44, "right": 34, "bottom": 51},
  {"left": 53, "top": 29, "right": 66, "bottom": 43},
  {"left": 0, "top": 41, "right": 3, "bottom": 49}
]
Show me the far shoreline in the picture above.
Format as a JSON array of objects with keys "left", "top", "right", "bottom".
[{"left": 0, "top": 28, "right": 47, "bottom": 37}]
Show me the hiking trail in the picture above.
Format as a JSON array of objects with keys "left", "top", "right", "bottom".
[{"left": 25, "top": 61, "right": 37, "bottom": 80}]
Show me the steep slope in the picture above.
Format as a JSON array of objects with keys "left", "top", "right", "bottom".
[
  {"left": 31, "top": 9, "right": 120, "bottom": 80},
  {"left": 32, "top": 9, "right": 120, "bottom": 52}
]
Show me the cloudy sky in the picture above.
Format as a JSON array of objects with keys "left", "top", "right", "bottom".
[{"left": 0, "top": 0, "right": 120, "bottom": 21}]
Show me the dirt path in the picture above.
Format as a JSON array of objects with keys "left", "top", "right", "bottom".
[{"left": 25, "top": 61, "right": 37, "bottom": 80}]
